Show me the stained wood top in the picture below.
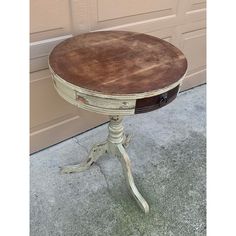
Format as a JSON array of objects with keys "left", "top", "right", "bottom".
[{"left": 49, "top": 31, "right": 187, "bottom": 95}]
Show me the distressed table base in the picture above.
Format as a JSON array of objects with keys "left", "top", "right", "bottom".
[{"left": 61, "top": 115, "right": 149, "bottom": 214}]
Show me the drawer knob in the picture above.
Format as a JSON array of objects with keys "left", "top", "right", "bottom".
[{"left": 160, "top": 93, "right": 168, "bottom": 104}]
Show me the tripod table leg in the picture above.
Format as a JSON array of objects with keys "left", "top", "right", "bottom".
[
  {"left": 114, "top": 143, "right": 149, "bottom": 214},
  {"left": 61, "top": 142, "right": 108, "bottom": 174}
]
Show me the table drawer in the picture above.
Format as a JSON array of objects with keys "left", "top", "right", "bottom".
[{"left": 135, "top": 85, "right": 179, "bottom": 114}]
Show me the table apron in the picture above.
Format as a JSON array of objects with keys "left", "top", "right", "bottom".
[{"left": 52, "top": 76, "right": 136, "bottom": 115}]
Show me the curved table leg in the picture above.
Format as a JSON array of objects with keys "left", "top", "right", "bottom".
[
  {"left": 114, "top": 143, "right": 149, "bottom": 214},
  {"left": 60, "top": 115, "right": 149, "bottom": 213},
  {"left": 61, "top": 142, "right": 108, "bottom": 174}
]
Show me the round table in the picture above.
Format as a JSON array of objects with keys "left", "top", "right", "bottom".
[{"left": 49, "top": 31, "right": 188, "bottom": 214}]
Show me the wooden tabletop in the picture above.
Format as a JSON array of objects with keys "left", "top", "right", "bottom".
[{"left": 49, "top": 31, "right": 187, "bottom": 96}]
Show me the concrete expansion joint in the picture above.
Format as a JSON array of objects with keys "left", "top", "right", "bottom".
[
  {"left": 94, "top": 162, "right": 131, "bottom": 218},
  {"left": 94, "top": 162, "right": 110, "bottom": 193},
  {"left": 95, "top": 159, "right": 142, "bottom": 221},
  {"left": 74, "top": 139, "right": 89, "bottom": 154}
]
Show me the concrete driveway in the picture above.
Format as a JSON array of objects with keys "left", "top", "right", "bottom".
[{"left": 30, "top": 85, "right": 206, "bottom": 236}]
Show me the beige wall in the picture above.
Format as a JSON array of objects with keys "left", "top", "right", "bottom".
[{"left": 30, "top": 0, "right": 206, "bottom": 153}]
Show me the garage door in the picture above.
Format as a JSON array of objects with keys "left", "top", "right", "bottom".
[{"left": 30, "top": 0, "right": 206, "bottom": 153}]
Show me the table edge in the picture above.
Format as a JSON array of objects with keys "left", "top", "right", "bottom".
[{"left": 48, "top": 63, "right": 187, "bottom": 100}]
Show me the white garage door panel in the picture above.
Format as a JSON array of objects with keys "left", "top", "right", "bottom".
[
  {"left": 190, "top": 0, "right": 206, "bottom": 11},
  {"left": 183, "top": 30, "right": 206, "bottom": 72},
  {"left": 185, "top": 0, "right": 206, "bottom": 23},
  {"left": 147, "top": 27, "right": 176, "bottom": 45},
  {"left": 30, "top": 71, "right": 78, "bottom": 129},
  {"left": 30, "top": 70, "right": 108, "bottom": 153},
  {"left": 30, "top": 0, "right": 72, "bottom": 42},
  {"left": 178, "top": 21, "right": 206, "bottom": 74},
  {"left": 97, "top": 0, "right": 177, "bottom": 21},
  {"left": 180, "top": 69, "right": 206, "bottom": 92},
  {"left": 178, "top": 21, "right": 206, "bottom": 91},
  {"left": 30, "top": 35, "right": 72, "bottom": 72}
]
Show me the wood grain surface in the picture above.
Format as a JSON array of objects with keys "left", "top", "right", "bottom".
[{"left": 49, "top": 31, "right": 187, "bottom": 95}]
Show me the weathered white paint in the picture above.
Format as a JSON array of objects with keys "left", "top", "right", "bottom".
[
  {"left": 61, "top": 115, "right": 149, "bottom": 213},
  {"left": 49, "top": 63, "right": 186, "bottom": 115},
  {"left": 48, "top": 51, "right": 187, "bottom": 213}
]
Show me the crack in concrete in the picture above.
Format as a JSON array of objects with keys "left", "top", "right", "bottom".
[
  {"left": 95, "top": 162, "right": 113, "bottom": 199},
  {"left": 94, "top": 161, "right": 139, "bottom": 232},
  {"left": 74, "top": 138, "right": 89, "bottom": 154},
  {"left": 70, "top": 137, "right": 138, "bottom": 226}
]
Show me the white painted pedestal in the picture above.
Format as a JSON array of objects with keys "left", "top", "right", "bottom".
[{"left": 61, "top": 115, "right": 149, "bottom": 214}]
